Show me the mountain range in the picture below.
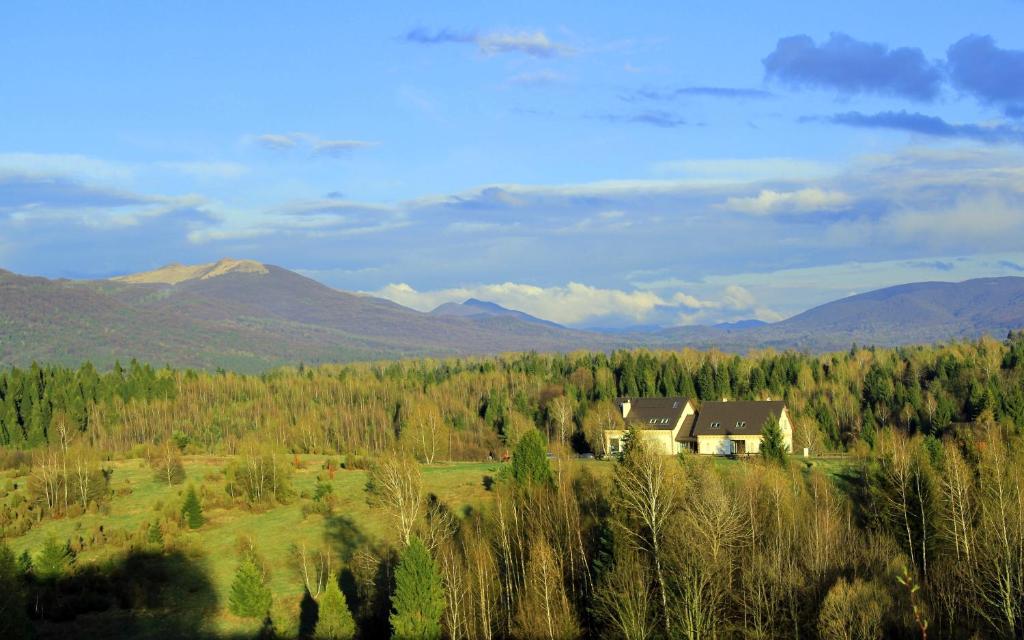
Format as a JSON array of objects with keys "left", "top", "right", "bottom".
[{"left": 1, "top": 259, "right": 1022, "bottom": 371}]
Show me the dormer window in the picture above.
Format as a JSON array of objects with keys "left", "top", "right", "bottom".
[{"left": 649, "top": 419, "right": 657, "bottom": 424}]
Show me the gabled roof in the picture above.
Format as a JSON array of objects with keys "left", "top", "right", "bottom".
[
  {"left": 691, "top": 400, "right": 786, "bottom": 437},
  {"left": 619, "top": 396, "right": 691, "bottom": 430},
  {"left": 675, "top": 414, "right": 697, "bottom": 442}
]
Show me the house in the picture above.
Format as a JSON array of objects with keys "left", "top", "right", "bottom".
[
  {"left": 604, "top": 397, "right": 696, "bottom": 456},
  {"left": 604, "top": 397, "right": 792, "bottom": 456},
  {"left": 685, "top": 400, "right": 792, "bottom": 455}
]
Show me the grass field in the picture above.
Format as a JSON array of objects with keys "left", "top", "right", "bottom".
[
  {"left": 4, "top": 456, "right": 510, "bottom": 637},
  {"left": 2, "top": 453, "right": 853, "bottom": 637}
]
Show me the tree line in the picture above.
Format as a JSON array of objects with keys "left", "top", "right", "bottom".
[{"left": 3, "top": 333, "right": 1024, "bottom": 459}]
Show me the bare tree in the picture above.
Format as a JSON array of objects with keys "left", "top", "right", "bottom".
[
  {"left": 593, "top": 547, "right": 656, "bottom": 640},
  {"left": 366, "top": 452, "right": 423, "bottom": 546},
  {"left": 289, "top": 542, "right": 331, "bottom": 598},
  {"left": 548, "top": 395, "right": 574, "bottom": 449},
  {"left": 612, "top": 435, "right": 680, "bottom": 638}
]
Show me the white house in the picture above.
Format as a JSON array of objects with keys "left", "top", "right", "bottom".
[{"left": 604, "top": 397, "right": 793, "bottom": 456}]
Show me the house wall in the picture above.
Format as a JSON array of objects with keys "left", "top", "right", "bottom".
[
  {"left": 779, "top": 408, "right": 794, "bottom": 452},
  {"left": 603, "top": 429, "right": 676, "bottom": 456},
  {"left": 697, "top": 434, "right": 764, "bottom": 455}
]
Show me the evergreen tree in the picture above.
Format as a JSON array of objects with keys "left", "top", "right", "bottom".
[
  {"left": 315, "top": 573, "right": 357, "bottom": 640},
  {"left": 181, "top": 485, "right": 204, "bottom": 529},
  {"left": 35, "top": 535, "right": 71, "bottom": 582},
  {"left": 16, "top": 550, "right": 32, "bottom": 576},
  {"left": 147, "top": 520, "right": 164, "bottom": 547},
  {"left": 760, "top": 414, "right": 789, "bottom": 467},
  {"left": 510, "top": 428, "right": 553, "bottom": 488},
  {"left": 0, "top": 542, "right": 31, "bottom": 640},
  {"left": 390, "top": 536, "right": 444, "bottom": 640},
  {"left": 228, "top": 554, "right": 273, "bottom": 619}
]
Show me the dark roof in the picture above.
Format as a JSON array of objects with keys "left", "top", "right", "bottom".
[
  {"left": 690, "top": 400, "right": 786, "bottom": 437},
  {"left": 675, "top": 414, "right": 697, "bottom": 442},
  {"left": 619, "top": 396, "right": 691, "bottom": 430}
]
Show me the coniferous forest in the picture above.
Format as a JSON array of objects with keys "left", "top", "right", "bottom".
[{"left": 1, "top": 334, "right": 1023, "bottom": 638}]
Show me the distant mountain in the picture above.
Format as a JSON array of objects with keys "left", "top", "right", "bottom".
[
  {"left": 430, "top": 298, "right": 563, "bottom": 328},
  {"left": 657, "top": 277, "right": 1024, "bottom": 351},
  {"left": 3, "top": 263, "right": 1022, "bottom": 371},
  {"left": 0, "top": 260, "right": 621, "bottom": 371},
  {"left": 712, "top": 319, "right": 768, "bottom": 330}
]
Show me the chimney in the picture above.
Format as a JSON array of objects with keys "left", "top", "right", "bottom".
[{"left": 621, "top": 399, "right": 631, "bottom": 419}]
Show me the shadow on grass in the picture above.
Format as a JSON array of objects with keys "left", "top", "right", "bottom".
[
  {"left": 28, "top": 549, "right": 240, "bottom": 639},
  {"left": 323, "top": 514, "right": 396, "bottom": 639}
]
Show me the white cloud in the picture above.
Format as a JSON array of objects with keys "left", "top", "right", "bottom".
[
  {"left": 477, "top": 30, "right": 573, "bottom": 57},
  {"left": 373, "top": 281, "right": 666, "bottom": 324},
  {"left": 370, "top": 280, "right": 774, "bottom": 327},
  {"left": 250, "top": 133, "right": 377, "bottom": 156},
  {"left": 0, "top": 153, "right": 135, "bottom": 182},
  {"left": 253, "top": 133, "right": 300, "bottom": 150},
  {"left": 720, "top": 187, "right": 853, "bottom": 214}
]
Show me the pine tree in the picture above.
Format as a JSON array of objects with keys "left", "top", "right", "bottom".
[
  {"left": 390, "top": 536, "right": 444, "bottom": 640},
  {"left": 510, "top": 429, "right": 553, "bottom": 489},
  {"left": 181, "top": 485, "right": 204, "bottom": 529},
  {"left": 0, "top": 542, "right": 31, "bottom": 640},
  {"left": 35, "top": 535, "right": 71, "bottom": 582},
  {"left": 16, "top": 550, "right": 32, "bottom": 576},
  {"left": 229, "top": 554, "right": 273, "bottom": 619},
  {"left": 315, "top": 573, "right": 357, "bottom": 639},
  {"left": 147, "top": 520, "right": 164, "bottom": 547},
  {"left": 760, "top": 413, "right": 788, "bottom": 468}
]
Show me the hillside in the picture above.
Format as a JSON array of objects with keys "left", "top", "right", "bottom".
[
  {"left": 3, "top": 263, "right": 1024, "bottom": 370},
  {"left": 0, "top": 260, "right": 619, "bottom": 370},
  {"left": 657, "top": 276, "right": 1024, "bottom": 350}
]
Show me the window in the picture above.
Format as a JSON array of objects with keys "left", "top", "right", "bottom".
[
  {"left": 609, "top": 437, "right": 621, "bottom": 454},
  {"left": 649, "top": 418, "right": 657, "bottom": 424},
  {"left": 711, "top": 421, "right": 720, "bottom": 429},
  {"left": 736, "top": 421, "right": 746, "bottom": 429},
  {"left": 672, "top": 401, "right": 680, "bottom": 408},
  {"left": 661, "top": 418, "right": 669, "bottom": 424}
]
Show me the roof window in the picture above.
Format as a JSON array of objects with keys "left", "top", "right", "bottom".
[
  {"left": 711, "top": 421, "right": 720, "bottom": 429},
  {"left": 736, "top": 421, "right": 746, "bottom": 429}
]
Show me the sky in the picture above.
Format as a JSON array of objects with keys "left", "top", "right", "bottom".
[{"left": 2, "top": 1, "right": 1024, "bottom": 328}]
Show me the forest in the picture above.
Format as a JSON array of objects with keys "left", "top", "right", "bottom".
[{"left": 0, "top": 333, "right": 1023, "bottom": 638}]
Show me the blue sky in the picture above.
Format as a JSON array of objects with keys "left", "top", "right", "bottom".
[{"left": 3, "top": 1, "right": 1024, "bottom": 327}]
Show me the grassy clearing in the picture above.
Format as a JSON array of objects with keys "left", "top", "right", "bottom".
[
  {"left": 5, "top": 456, "right": 503, "bottom": 637},
  {"left": 3, "top": 454, "right": 855, "bottom": 637}
]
